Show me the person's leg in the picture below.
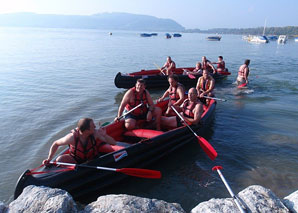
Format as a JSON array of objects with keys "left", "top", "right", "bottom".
[
  {"left": 153, "top": 107, "right": 162, "bottom": 130},
  {"left": 161, "top": 116, "right": 177, "bottom": 129},
  {"left": 125, "top": 118, "right": 137, "bottom": 130},
  {"left": 56, "top": 154, "right": 77, "bottom": 163}
]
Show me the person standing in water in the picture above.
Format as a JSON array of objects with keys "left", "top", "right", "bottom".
[{"left": 237, "top": 59, "right": 250, "bottom": 86}]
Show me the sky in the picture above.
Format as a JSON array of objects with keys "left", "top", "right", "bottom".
[{"left": 1, "top": 0, "right": 298, "bottom": 29}]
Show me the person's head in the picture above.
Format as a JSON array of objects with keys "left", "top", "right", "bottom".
[
  {"left": 135, "top": 79, "right": 146, "bottom": 93},
  {"left": 196, "top": 62, "right": 202, "bottom": 69},
  {"left": 244, "top": 59, "right": 250, "bottom": 66},
  {"left": 188, "top": 87, "right": 198, "bottom": 101},
  {"left": 202, "top": 69, "right": 209, "bottom": 79},
  {"left": 167, "top": 74, "right": 178, "bottom": 87},
  {"left": 167, "top": 56, "right": 172, "bottom": 62},
  {"left": 78, "top": 118, "right": 95, "bottom": 134},
  {"left": 202, "top": 56, "right": 206, "bottom": 62},
  {"left": 218, "top": 56, "right": 223, "bottom": 61}
]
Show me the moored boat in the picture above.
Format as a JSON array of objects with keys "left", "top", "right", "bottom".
[
  {"left": 173, "top": 33, "right": 182, "bottom": 37},
  {"left": 165, "top": 33, "right": 172, "bottom": 39},
  {"left": 114, "top": 68, "right": 231, "bottom": 89},
  {"left": 140, "top": 33, "right": 152, "bottom": 37},
  {"left": 14, "top": 98, "right": 217, "bottom": 201},
  {"left": 277, "top": 35, "right": 287, "bottom": 44},
  {"left": 206, "top": 36, "right": 222, "bottom": 41}
]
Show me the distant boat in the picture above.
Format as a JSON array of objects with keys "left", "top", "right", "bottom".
[
  {"left": 277, "top": 35, "right": 287, "bottom": 44},
  {"left": 109, "top": 32, "right": 112, "bottom": 35},
  {"left": 248, "top": 35, "right": 269, "bottom": 43},
  {"left": 267, "top": 35, "right": 278, "bottom": 40},
  {"left": 295, "top": 37, "right": 298, "bottom": 42},
  {"left": 150, "top": 33, "right": 158, "bottom": 36},
  {"left": 172, "top": 33, "right": 182, "bottom": 37},
  {"left": 165, "top": 33, "right": 172, "bottom": 39},
  {"left": 206, "top": 36, "right": 221, "bottom": 41},
  {"left": 140, "top": 33, "right": 152, "bottom": 37}
]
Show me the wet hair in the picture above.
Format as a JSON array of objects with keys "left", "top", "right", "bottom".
[
  {"left": 167, "top": 74, "right": 179, "bottom": 82},
  {"left": 136, "top": 79, "right": 146, "bottom": 85},
  {"left": 219, "top": 56, "right": 223, "bottom": 59},
  {"left": 78, "top": 118, "right": 93, "bottom": 132},
  {"left": 244, "top": 59, "right": 250, "bottom": 65}
]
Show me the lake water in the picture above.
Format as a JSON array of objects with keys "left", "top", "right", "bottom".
[{"left": 0, "top": 27, "right": 297, "bottom": 211}]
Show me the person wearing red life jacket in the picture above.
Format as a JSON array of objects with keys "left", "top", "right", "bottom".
[
  {"left": 202, "top": 56, "right": 216, "bottom": 74},
  {"left": 161, "top": 88, "right": 203, "bottom": 129},
  {"left": 158, "top": 74, "right": 185, "bottom": 116},
  {"left": 212, "top": 56, "right": 226, "bottom": 72},
  {"left": 196, "top": 69, "right": 215, "bottom": 105},
  {"left": 161, "top": 56, "right": 176, "bottom": 75},
  {"left": 237, "top": 59, "right": 250, "bottom": 85},
  {"left": 183, "top": 62, "right": 203, "bottom": 75},
  {"left": 115, "top": 79, "right": 162, "bottom": 130},
  {"left": 42, "top": 118, "right": 116, "bottom": 165}
]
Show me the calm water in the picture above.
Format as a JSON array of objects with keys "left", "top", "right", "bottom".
[{"left": 0, "top": 27, "right": 297, "bottom": 211}]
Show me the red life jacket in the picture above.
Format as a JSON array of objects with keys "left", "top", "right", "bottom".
[
  {"left": 217, "top": 61, "right": 225, "bottom": 69},
  {"left": 182, "top": 99, "right": 198, "bottom": 118},
  {"left": 169, "top": 83, "right": 183, "bottom": 104},
  {"left": 125, "top": 87, "right": 148, "bottom": 116},
  {"left": 238, "top": 64, "right": 248, "bottom": 77},
  {"left": 202, "top": 60, "right": 212, "bottom": 72},
  {"left": 69, "top": 130, "right": 99, "bottom": 164},
  {"left": 199, "top": 77, "right": 211, "bottom": 92}
]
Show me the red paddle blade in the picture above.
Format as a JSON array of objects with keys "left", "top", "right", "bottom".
[
  {"left": 212, "top": 166, "right": 223, "bottom": 171},
  {"left": 238, "top": 83, "right": 247, "bottom": 88},
  {"left": 116, "top": 168, "right": 162, "bottom": 179},
  {"left": 197, "top": 136, "right": 218, "bottom": 160}
]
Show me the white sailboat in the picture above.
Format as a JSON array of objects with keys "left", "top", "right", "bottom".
[
  {"left": 277, "top": 35, "right": 287, "bottom": 44},
  {"left": 247, "top": 19, "right": 269, "bottom": 43}
]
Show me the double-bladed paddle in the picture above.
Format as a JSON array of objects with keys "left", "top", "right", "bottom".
[
  {"left": 51, "top": 162, "right": 162, "bottom": 179},
  {"left": 154, "top": 63, "right": 166, "bottom": 75},
  {"left": 171, "top": 106, "right": 217, "bottom": 160},
  {"left": 212, "top": 166, "right": 246, "bottom": 213}
]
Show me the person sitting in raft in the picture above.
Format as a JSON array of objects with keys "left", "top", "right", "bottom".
[
  {"left": 161, "top": 56, "right": 176, "bottom": 75},
  {"left": 115, "top": 79, "right": 162, "bottom": 130},
  {"left": 212, "top": 56, "right": 227, "bottom": 73},
  {"left": 196, "top": 69, "right": 215, "bottom": 105},
  {"left": 201, "top": 56, "right": 216, "bottom": 74},
  {"left": 42, "top": 118, "right": 116, "bottom": 165},
  {"left": 183, "top": 62, "right": 202, "bottom": 75},
  {"left": 237, "top": 59, "right": 250, "bottom": 86},
  {"left": 157, "top": 74, "right": 185, "bottom": 116},
  {"left": 160, "top": 88, "right": 203, "bottom": 129}
]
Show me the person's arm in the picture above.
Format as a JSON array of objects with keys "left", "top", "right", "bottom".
[
  {"left": 244, "top": 67, "right": 249, "bottom": 83},
  {"left": 208, "top": 62, "right": 216, "bottom": 73},
  {"left": 196, "top": 78, "right": 202, "bottom": 97},
  {"left": 184, "top": 103, "right": 203, "bottom": 125},
  {"left": 96, "top": 128, "right": 116, "bottom": 145},
  {"left": 43, "top": 133, "right": 73, "bottom": 164},
  {"left": 115, "top": 90, "right": 131, "bottom": 121},
  {"left": 173, "top": 86, "right": 185, "bottom": 106},
  {"left": 158, "top": 88, "right": 170, "bottom": 102}
]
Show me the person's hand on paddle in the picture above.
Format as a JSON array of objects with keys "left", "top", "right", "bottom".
[
  {"left": 42, "top": 159, "right": 51, "bottom": 166},
  {"left": 114, "top": 116, "right": 120, "bottom": 122},
  {"left": 199, "top": 92, "right": 206, "bottom": 98}
]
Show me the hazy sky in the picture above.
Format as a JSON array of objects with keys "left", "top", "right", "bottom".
[{"left": 1, "top": 0, "right": 298, "bottom": 29}]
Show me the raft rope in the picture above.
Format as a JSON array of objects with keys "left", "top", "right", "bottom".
[{"left": 26, "top": 164, "right": 75, "bottom": 175}]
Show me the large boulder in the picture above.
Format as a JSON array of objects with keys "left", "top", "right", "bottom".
[
  {"left": 0, "top": 201, "right": 7, "bottom": 213},
  {"left": 8, "top": 185, "right": 78, "bottom": 213},
  {"left": 283, "top": 190, "right": 298, "bottom": 213},
  {"left": 191, "top": 185, "right": 289, "bottom": 213},
  {"left": 83, "top": 194, "right": 185, "bottom": 213}
]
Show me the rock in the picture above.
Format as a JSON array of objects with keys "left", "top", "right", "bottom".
[
  {"left": 8, "top": 185, "right": 78, "bottom": 213},
  {"left": 83, "top": 194, "right": 185, "bottom": 213},
  {"left": 0, "top": 201, "right": 7, "bottom": 213},
  {"left": 238, "top": 185, "right": 289, "bottom": 213},
  {"left": 191, "top": 185, "right": 289, "bottom": 213},
  {"left": 191, "top": 198, "right": 239, "bottom": 213},
  {"left": 283, "top": 190, "right": 298, "bottom": 213}
]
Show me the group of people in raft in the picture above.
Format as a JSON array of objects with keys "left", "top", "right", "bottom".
[{"left": 42, "top": 57, "right": 250, "bottom": 165}]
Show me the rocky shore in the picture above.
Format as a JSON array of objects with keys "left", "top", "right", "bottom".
[{"left": 1, "top": 185, "right": 297, "bottom": 212}]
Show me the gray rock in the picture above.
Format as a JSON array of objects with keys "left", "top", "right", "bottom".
[
  {"left": 191, "top": 185, "right": 289, "bottom": 213},
  {"left": 8, "top": 185, "right": 77, "bottom": 213},
  {"left": 0, "top": 201, "right": 7, "bottom": 213},
  {"left": 283, "top": 190, "right": 298, "bottom": 213},
  {"left": 83, "top": 194, "right": 185, "bottom": 213}
]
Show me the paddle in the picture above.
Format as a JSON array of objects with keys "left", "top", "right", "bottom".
[
  {"left": 52, "top": 162, "right": 162, "bottom": 179},
  {"left": 154, "top": 63, "right": 166, "bottom": 75},
  {"left": 171, "top": 106, "right": 217, "bottom": 160},
  {"left": 116, "top": 103, "right": 143, "bottom": 121},
  {"left": 182, "top": 68, "right": 196, "bottom": 79},
  {"left": 203, "top": 96, "right": 227, "bottom": 102},
  {"left": 212, "top": 166, "right": 246, "bottom": 213}
]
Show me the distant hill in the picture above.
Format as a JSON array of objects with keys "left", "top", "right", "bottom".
[{"left": 0, "top": 12, "right": 185, "bottom": 31}]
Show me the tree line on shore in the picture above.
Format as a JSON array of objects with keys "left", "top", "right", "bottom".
[{"left": 184, "top": 26, "right": 298, "bottom": 36}]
